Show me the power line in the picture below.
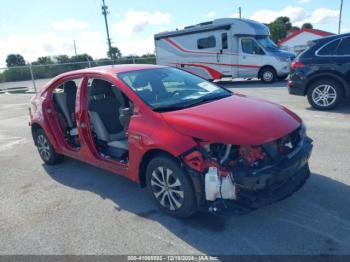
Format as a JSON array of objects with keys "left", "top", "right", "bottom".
[{"left": 101, "top": 0, "right": 113, "bottom": 57}]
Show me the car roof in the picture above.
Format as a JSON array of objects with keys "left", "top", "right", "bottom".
[{"left": 59, "top": 64, "right": 168, "bottom": 77}]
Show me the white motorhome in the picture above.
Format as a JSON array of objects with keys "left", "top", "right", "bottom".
[{"left": 155, "top": 18, "right": 296, "bottom": 83}]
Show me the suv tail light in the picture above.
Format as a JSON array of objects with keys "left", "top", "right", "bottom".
[{"left": 291, "top": 61, "right": 305, "bottom": 69}]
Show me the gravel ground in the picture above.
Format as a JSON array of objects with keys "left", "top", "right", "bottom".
[{"left": 0, "top": 80, "right": 350, "bottom": 255}]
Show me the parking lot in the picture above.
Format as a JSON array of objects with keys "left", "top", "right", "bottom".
[{"left": 0, "top": 80, "right": 350, "bottom": 255}]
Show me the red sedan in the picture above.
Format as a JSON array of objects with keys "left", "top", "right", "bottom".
[{"left": 29, "top": 64, "right": 313, "bottom": 217}]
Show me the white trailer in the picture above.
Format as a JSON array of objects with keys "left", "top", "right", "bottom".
[{"left": 155, "top": 18, "right": 296, "bottom": 83}]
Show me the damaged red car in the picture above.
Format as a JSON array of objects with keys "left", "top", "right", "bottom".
[{"left": 30, "top": 65, "right": 313, "bottom": 218}]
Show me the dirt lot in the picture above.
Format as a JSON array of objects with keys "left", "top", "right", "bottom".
[{"left": 0, "top": 80, "right": 350, "bottom": 255}]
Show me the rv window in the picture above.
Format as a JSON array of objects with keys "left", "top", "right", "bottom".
[
  {"left": 241, "top": 39, "right": 264, "bottom": 55},
  {"left": 197, "top": 36, "right": 216, "bottom": 49},
  {"left": 222, "top": 33, "right": 228, "bottom": 49}
]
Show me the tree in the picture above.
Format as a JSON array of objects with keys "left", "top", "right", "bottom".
[
  {"left": 32, "top": 56, "right": 54, "bottom": 65},
  {"left": 291, "top": 26, "right": 300, "bottom": 31},
  {"left": 6, "top": 54, "right": 26, "bottom": 67},
  {"left": 55, "top": 55, "right": 70, "bottom": 64},
  {"left": 70, "top": 53, "right": 93, "bottom": 63},
  {"left": 108, "top": 46, "right": 122, "bottom": 60},
  {"left": 269, "top": 17, "right": 292, "bottom": 43},
  {"left": 302, "top": 23, "right": 313, "bottom": 29}
]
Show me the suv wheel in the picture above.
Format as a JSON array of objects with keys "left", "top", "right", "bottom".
[
  {"left": 146, "top": 156, "right": 197, "bottom": 218},
  {"left": 260, "top": 67, "right": 276, "bottom": 83},
  {"left": 35, "top": 129, "right": 64, "bottom": 165},
  {"left": 307, "top": 80, "right": 343, "bottom": 110}
]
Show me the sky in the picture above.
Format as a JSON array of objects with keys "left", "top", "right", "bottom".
[{"left": 0, "top": 0, "right": 349, "bottom": 67}]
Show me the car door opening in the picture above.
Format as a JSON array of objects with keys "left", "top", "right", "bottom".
[{"left": 87, "top": 79, "right": 132, "bottom": 162}]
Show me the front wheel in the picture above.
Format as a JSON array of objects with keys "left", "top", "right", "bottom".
[
  {"left": 260, "top": 67, "right": 277, "bottom": 83},
  {"left": 35, "top": 129, "right": 64, "bottom": 165},
  {"left": 146, "top": 156, "right": 197, "bottom": 218},
  {"left": 307, "top": 80, "right": 343, "bottom": 110}
]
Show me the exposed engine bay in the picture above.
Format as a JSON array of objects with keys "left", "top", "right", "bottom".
[{"left": 182, "top": 124, "right": 313, "bottom": 209}]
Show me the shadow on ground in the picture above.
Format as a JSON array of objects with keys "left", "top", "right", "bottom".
[
  {"left": 305, "top": 99, "right": 350, "bottom": 114},
  {"left": 43, "top": 158, "right": 350, "bottom": 255}
]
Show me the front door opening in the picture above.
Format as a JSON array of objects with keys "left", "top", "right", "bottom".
[{"left": 87, "top": 79, "right": 133, "bottom": 163}]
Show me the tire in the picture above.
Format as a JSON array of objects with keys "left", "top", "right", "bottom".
[
  {"left": 307, "top": 80, "right": 343, "bottom": 110},
  {"left": 146, "top": 156, "right": 197, "bottom": 218},
  {"left": 260, "top": 67, "right": 277, "bottom": 83},
  {"left": 35, "top": 129, "right": 64, "bottom": 165}
]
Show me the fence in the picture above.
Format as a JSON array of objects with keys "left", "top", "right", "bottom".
[{"left": 0, "top": 56, "right": 156, "bottom": 94}]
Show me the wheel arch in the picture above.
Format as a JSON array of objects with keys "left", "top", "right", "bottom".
[
  {"left": 138, "top": 148, "right": 179, "bottom": 188},
  {"left": 305, "top": 72, "right": 348, "bottom": 97}
]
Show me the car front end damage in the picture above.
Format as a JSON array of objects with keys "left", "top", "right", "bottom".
[{"left": 180, "top": 124, "right": 313, "bottom": 212}]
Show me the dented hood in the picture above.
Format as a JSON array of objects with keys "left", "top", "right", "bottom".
[{"left": 161, "top": 94, "right": 301, "bottom": 146}]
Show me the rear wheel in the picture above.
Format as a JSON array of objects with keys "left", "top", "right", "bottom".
[
  {"left": 35, "top": 129, "right": 64, "bottom": 165},
  {"left": 260, "top": 67, "right": 277, "bottom": 83},
  {"left": 146, "top": 156, "right": 197, "bottom": 218},
  {"left": 307, "top": 80, "right": 343, "bottom": 110}
]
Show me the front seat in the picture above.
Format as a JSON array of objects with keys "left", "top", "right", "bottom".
[{"left": 88, "top": 80, "right": 128, "bottom": 150}]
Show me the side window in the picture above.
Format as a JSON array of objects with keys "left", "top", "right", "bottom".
[
  {"left": 241, "top": 39, "right": 263, "bottom": 55},
  {"left": 222, "top": 33, "right": 228, "bottom": 49},
  {"left": 336, "top": 38, "right": 350, "bottom": 56},
  {"left": 197, "top": 35, "right": 216, "bottom": 49},
  {"left": 318, "top": 39, "right": 341, "bottom": 56}
]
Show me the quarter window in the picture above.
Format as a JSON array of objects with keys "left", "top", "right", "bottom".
[
  {"left": 318, "top": 39, "right": 341, "bottom": 56},
  {"left": 197, "top": 35, "right": 216, "bottom": 49},
  {"left": 337, "top": 38, "right": 350, "bottom": 55}
]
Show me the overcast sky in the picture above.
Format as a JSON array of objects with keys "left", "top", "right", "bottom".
[{"left": 0, "top": 0, "right": 348, "bottom": 67}]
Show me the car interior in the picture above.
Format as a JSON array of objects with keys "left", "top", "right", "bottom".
[
  {"left": 52, "top": 80, "right": 80, "bottom": 148},
  {"left": 87, "top": 79, "right": 133, "bottom": 162}
]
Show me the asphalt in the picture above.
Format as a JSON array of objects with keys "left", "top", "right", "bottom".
[{"left": 0, "top": 80, "right": 350, "bottom": 255}]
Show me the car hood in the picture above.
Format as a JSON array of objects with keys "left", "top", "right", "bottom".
[
  {"left": 161, "top": 94, "right": 301, "bottom": 146},
  {"left": 268, "top": 49, "right": 296, "bottom": 60}
]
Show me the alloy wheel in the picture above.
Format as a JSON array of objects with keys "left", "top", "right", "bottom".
[
  {"left": 37, "top": 134, "right": 51, "bottom": 161},
  {"left": 263, "top": 71, "right": 273, "bottom": 82},
  {"left": 312, "top": 84, "right": 337, "bottom": 108},
  {"left": 150, "top": 167, "right": 184, "bottom": 211}
]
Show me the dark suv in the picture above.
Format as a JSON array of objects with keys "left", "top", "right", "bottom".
[{"left": 288, "top": 33, "right": 350, "bottom": 110}]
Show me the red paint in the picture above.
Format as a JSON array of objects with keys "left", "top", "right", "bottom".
[
  {"left": 30, "top": 65, "right": 302, "bottom": 185},
  {"left": 278, "top": 28, "right": 334, "bottom": 46},
  {"left": 173, "top": 63, "right": 223, "bottom": 79}
]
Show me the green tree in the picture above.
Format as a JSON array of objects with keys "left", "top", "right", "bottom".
[
  {"left": 55, "top": 55, "right": 70, "bottom": 64},
  {"left": 269, "top": 17, "right": 292, "bottom": 43},
  {"left": 302, "top": 23, "right": 313, "bottom": 29},
  {"left": 291, "top": 26, "right": 300, "bottom": 31},
  {"left": 70, "top": 53, "right": 93, "bottom": 63},
  {"left": 6, "top": 54, "right": 26, "bottom": 67},
  {"left": 108, "top": 46, "right": 122, "bottom": 60},
  {"left": 32, "top": 56, "right": 54, "bottom": 65}
]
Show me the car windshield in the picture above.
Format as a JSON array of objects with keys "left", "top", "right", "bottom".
[
  {"left": 118, "top": 68, "right": 232, "bottom": 112},
  {"left": 256, "top": 36, "right": 280, "bottom": 51}
]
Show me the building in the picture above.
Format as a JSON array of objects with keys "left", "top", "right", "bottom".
[{"left": 278, "top": 28, "right": 334, "bottom": 53}]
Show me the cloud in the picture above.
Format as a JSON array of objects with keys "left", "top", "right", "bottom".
[
  {"left": 250, "top": 6, "right": 339, "bottom": 26},
  {"left": 206, "top": 12, "right": 216, "bottom": 18},
  {"left": 298, "top": 0, "right": 311, "bottom": 3},
  {"left": 341, "top": 27, "right": 350, "bottom": 33},
  {"left": 113, "top": 10, "right": 171, "bottom": 36},
  {"left": 231, "top": 12, "right": 240, "bottom": 18},
  {"left": 52, "top": 18, "right": 90, "bottom": 31}
]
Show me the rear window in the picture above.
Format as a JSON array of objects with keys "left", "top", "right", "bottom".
[
  {"left": 337, "top": 37, "right": 350, "bottom": 55},
  {"left": 318, "top": 39, "right": 341, "bottom": 56}
]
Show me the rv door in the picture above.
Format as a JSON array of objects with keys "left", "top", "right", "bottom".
[{"left": 216, "top": 31, "right": 237, "bottom": 78}]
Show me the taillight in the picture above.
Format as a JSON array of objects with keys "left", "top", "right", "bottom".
[{"left": 291, "top": 61, "right": 305, "bottom": 69}]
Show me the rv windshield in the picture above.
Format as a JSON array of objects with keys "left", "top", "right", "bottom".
[
  {"left": 118, "top": 68, "right": 232, "bottom": 112},
  {"left": 256, "top": 36, "right": 280, "bottom": 52}
]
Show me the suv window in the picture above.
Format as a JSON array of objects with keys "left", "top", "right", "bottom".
[
  {"left": 318, "top": 39, "right": 341, "bottom": 56},
  {"left": 241, "top": 39, "right": 264, "bottom": 55},
  {"left": 337, "top": 37, "right": 350, "bottom": 56},
  {"left": 197, "top": 35, "right": 216, "bottom": 49}
]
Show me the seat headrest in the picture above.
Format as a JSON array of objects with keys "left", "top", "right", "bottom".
[
  {"left": 90, "top": 79, "right": 114, "bottom": 96},
  {"left": 64, "top": 81, "right": 77, "bottom": 94},
  {"left": 133, "top": 74, "right": 150, "bottom": 88}
]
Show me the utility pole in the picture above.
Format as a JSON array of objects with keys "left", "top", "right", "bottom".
[
  {"left": 101, "top": 0, "right": 113, "bottom": 57},
  {"left": 73, "top": 40, "right": 77, "bottom": 56},
  {"left": 239, "top": 7, "right": 242, "bottom": 18},
  {"left": 338, "top": 0, "right": 343, "bottom": 34}
]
